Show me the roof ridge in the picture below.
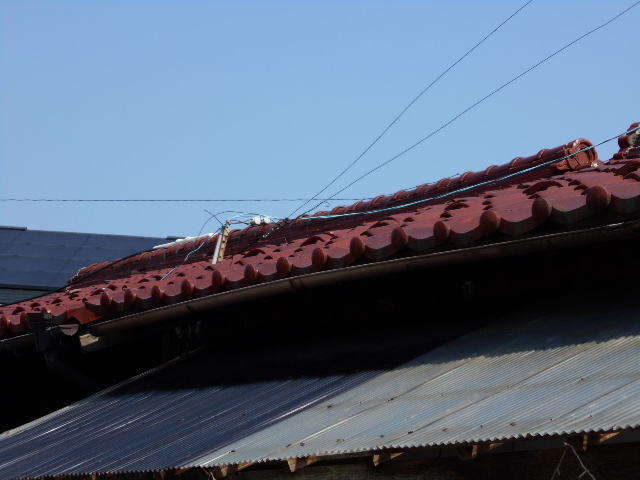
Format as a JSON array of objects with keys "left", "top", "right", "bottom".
[
  {"left": 613, "top": 122, "right": 640, "bottom": 160},
  {"left": 5, "top": 123, "right": 640, "bottom": 339},
  {"left": 230, "top": 137, "right": 600, "bottom": 250},
  {"left": 66, "top": 137, "right": 600, "bottom": 287},
  {"left": 310, "top": 138, "right": 599, "bottom": 219}
]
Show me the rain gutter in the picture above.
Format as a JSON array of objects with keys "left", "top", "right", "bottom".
[{"left": 88, "top": 217, "right": 640, "bottom": 337}]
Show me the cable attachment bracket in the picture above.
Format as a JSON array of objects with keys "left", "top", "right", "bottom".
[{"left": 212, "top": 221, "right": 231, "bottom": 264}]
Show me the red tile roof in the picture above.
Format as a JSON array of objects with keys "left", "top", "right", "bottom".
[{"left": 1, "top": 122, "right": 639, "bottom": 338}]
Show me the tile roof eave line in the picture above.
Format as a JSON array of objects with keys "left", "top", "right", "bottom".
[{"left": 87, "top": 217, "right": 640, "bottom": 339}]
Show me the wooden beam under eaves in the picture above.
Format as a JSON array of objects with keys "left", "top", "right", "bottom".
[
  {"left": 566, "top": 435, "right": 590, "bottom": 452},
  {"left": 371, "top": 451, "right": 405, "bottom": 466},
  {"left": 456, "top": 442, "right": 504, "bottom": 461},
  {"left": 572, "top": 431, "right": 623, "bottom": 451},
  {"left": 213, "top": 462, "right": 254, "bottom": 478},
  {"left": 592, "top": 431, "right": 621, "bottom": 444},
  {"left": 286, "top": 455, "right": 317, "bottom": 472}
]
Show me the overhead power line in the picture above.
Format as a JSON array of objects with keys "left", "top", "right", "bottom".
[
  {"left": 282, "top": 124, "right": 640, "bottom": 223},
  {"left": 0, "top": 198, "right": 368, "bottom": 203},
  {"left": 319, "top": 0, "right": 640, "bottom": 205},
  {"left": 289, "top": 0, "right": 535, "bottom": 219}
]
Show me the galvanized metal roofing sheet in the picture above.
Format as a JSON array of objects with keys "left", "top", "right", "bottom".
[
  {"left": 191, "top": 301, "right": 640, "bottom": 467},
  {"left": 1, "top": 300, "right": 640, "bottom": 479},
  {"left": 0, "top": 356, "right": 379, "bottom": 479}
]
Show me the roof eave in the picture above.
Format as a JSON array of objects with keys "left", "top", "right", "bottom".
[
  {"left": 4, "top": 215, "right": 640, "bottom": 353},
  {"left": 86, "top": 216, "right": 640, "bottom": 338}
]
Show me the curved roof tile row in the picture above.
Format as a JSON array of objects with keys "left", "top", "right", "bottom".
[
  {"left": 1, "top": 122, "right": 638, "bottom": 338},
  {"left": 67, "top": 137, "right": 599, "bottom": 285}
]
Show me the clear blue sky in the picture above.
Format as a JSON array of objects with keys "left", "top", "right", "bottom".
[{"left": 1, "top": 0, "right": 638, "bottom": 238}]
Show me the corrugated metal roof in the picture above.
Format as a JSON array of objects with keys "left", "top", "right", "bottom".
[
  {"left": 0, "top": 354, "right": 380, "bottom": 479},
  {"left": 1, "top": 299, "right": 640, "bottom": 479},
  {"left": 191, "top": 300, "right": 640, "bottom": 467}
]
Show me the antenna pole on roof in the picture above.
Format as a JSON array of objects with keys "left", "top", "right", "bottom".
[{"left": 212, "top": 221, "right": 231, "bottom": 264}]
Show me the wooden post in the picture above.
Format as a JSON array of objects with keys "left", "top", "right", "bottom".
[{"left": 212, "top": 221, "right": 231, "bottom": 264}]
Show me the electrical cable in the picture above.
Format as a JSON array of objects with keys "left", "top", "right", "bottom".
[
  {"left": 269, "top": 125, "right": 639, "bottom": 225},
  {"left": 4, "top": 124, "right": 637, "bottom": 305},
  {"left": 288, "top": 0, "right": 534, "bottom": 219},
  {"left": 314, "top": 0, "right": 640, "bottom": 210},
  {"left": 203, "top": 209, "right": 225, "bottom": 229},
  {"left": 0, "top": 209, "right": 261, "bottom": 305},
  {"left": 160, "top": 229, "right": 220, "bottom": 280},
  {"left": 160, "top": 209, "right": 284, "bottom": 280},
  {"left": 0, "top": 198, "right": 368, "bottom": 203}
]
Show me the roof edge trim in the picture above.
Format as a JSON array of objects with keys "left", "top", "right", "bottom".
[{"left": 87, "top": 217, "right": 640, "bottom": 338}]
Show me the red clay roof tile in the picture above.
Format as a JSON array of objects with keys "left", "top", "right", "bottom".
[{"left": 2, "top": 122, "right": 640, "bottom": 338}]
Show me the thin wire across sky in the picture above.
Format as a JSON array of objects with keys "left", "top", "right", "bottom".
[
  {"left": 3, "top": 2, "right": 638, "bottom": 232},
  {"left": 288, "top": 0, "right": 535, "bottom": 219},
  {"left": 311, "top": 0, "right": 640, "bottom": 214}
]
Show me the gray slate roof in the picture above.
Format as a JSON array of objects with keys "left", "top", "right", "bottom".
[
  {"left": 1, "top": 298, "right": 639, "bottom": 479},
  {"left": 0, "top": 226, "right": 171, "bottom": 304}
]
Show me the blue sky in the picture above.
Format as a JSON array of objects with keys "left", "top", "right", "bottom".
[{"left": 1, "top": 0, "right": 638, "bottom": 238}]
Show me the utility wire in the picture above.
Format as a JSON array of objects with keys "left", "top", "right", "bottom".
[
  {"left": 0, "top": 198, "right": 367, "bottom": 203},
  {"left": 6, "top": 125, "right": 636, "bottom": 303},
  {"left": 318, "top": 0, "right": 640, "bottom": 208},
  {"left": 276, "top": 125, "right": 639, "bottom": 224},
  {"left": 1, "top": 208, "right": 260, "bottom": 304},
  {"left": 289, "top": 0, "right": 535, "bottom": 219},
  {"left": 156, "top": 208, "right": 283, "bottom": 280}
]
